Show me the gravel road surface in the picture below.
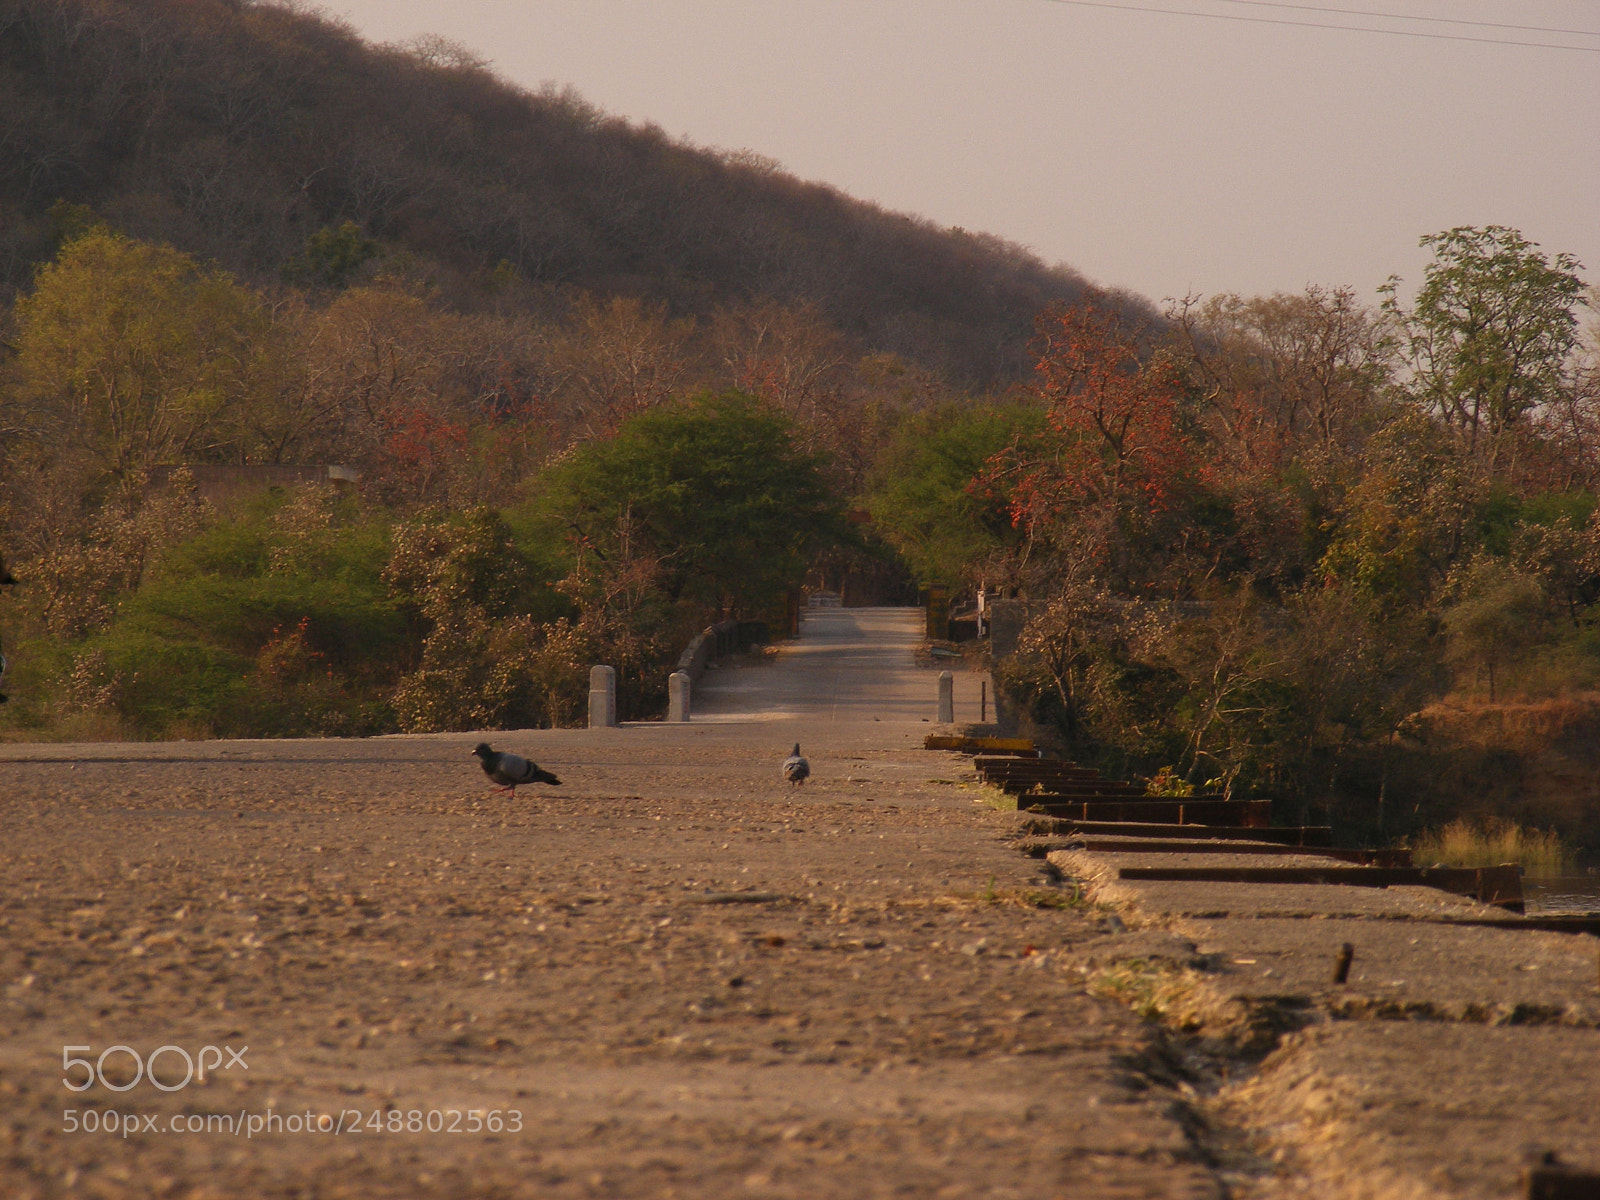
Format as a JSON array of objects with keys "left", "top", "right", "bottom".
[{"left": 0, "top": 609, "right": 1220, "bottom": 1199}]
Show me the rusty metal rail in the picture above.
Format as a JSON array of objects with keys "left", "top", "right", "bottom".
[
  {"left": 974, "top": 757, "right": 1103, "bottom": 776},
  {"left": 1060, "top": 838, "right": 1414, "bottom": 867},
  {"left": 1003, "top": 780, "right": 1151, "bottom": 797},
  {"left": 1027, "top": 820, "right": 1334, "bottom": 846},
  {"left": 1013, "top": 787, "right": 1161, "bottom": 801},
  {"left": 1023, "top": 797, "right": 1273, "bottom": 826},
  {"left": 934, "top": 743, "right": 1561, "bottom": 919},
  {"left": 925, "top": 735, "right": 1037, "bottom": 755},
  {"left": 1115, "top": 863, "right": 1525, "bottom": 911}
]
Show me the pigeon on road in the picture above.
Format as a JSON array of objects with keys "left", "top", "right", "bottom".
[
  {"left": 782, "top": 743, "right": 809, "bottom": 786},
  {"left": 472, "top": 743, "right": 561, "bottom": 794}
]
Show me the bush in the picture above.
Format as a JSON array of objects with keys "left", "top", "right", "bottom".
[
  {"left": 384, "top": 507, "right": 583, "bottom": 731},
  {"left": 2, "top": 486, "right": 413, "bottom": 738}
]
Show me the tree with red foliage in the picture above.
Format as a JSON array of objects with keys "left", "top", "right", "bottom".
[
  {"left": 1027, "top": 290, "right": 1190, "bottom": 512},
  {"left": 380, "top": 405, "right": 469, "bottom": 498},
  {"left": 986, "top": 291, "right": 1193, "bottom": 587}
]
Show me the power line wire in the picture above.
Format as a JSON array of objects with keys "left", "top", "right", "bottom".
[
  {"left": 1212, "top": 0, "right": 1600, "bottom": 39},
  {"left": 1038, "top": 0, "right": 1600, "bottom": 50}
]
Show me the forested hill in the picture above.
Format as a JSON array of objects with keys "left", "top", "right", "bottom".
[{"left": 0, "top": 0, "right": 1123, "bottom": 385}]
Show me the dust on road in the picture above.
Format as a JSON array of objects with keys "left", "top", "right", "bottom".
[{"left": 0, "top": 609, "right": 1218, "bottom": 1199}]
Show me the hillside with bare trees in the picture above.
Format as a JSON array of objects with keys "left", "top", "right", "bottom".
[{"left": 0, "top": 0, "right": 1124, "bottom": 387}]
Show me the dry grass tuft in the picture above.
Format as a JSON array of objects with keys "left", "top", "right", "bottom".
[
  {"left": 1085, "top": 959, "right": 1230, "bottom": 1031},
  {"left": 1409, "top": 818, "right": 1574, "bottom": 877},
  {"left": 974, "top": 785, "right": 1017, "bottom": 812}
]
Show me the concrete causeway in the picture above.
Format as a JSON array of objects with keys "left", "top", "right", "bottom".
[
  {"left": 2, "top": 605, "right": 1595, "bottom": 1198},
  {"left": 693, "top": 605, "right": 976, "bottom": 723},
  {"left": 0, "top": 608, "right": 1209, "bottom": 1199}
]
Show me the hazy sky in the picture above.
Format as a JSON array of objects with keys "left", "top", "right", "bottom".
[{"left": 321, "top": 0, "right": 1598, "bottom": 308}]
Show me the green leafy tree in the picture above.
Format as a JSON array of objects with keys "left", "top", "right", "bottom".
[
  {"left": 1319, "top": 410, "right": 1476, "bottom": 606},
  {"left": 24, "top": 488, "right": 407, "bottom": 738},
  {"left": 285, "top": 221, "right": 382, "bottom": 288},
  {"left": 1382, "top": 227, "right": 1587, "bottom": 471},
  {"left": 1506, "top": 500, "right": 1600, "bottom": 626},
  {"left": 868, "top": 402, "right": 1045, "bottom": 585},
  {"left": 1441, "top": 559, "right": 1548, "bottom": 701},
  {"left": 539, "top": 392, "right": 846, "bottom": 617},
  {"left": 12, "top": 229, "right": 273, "bottom": 489}
]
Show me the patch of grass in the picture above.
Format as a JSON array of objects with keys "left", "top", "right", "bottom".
[
  {"left": 974, "top": 785, "right": 1017, "bottom": 811},
  {"left": 1408, "top": 818, "right": 1574, "bottom": 877},
  {"left": 954, "top": 882, "right": 1090, "bottom": 910},
  {"left": 1020, "top": 888, "right": 1087, "bottom": 910},
  {"left": 1087, "top": 959, "right": 1209, "bottom": 1027}
]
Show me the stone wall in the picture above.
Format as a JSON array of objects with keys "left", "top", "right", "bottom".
[{"left": 675, "top": 620, "right": 770, "bottom": 684}]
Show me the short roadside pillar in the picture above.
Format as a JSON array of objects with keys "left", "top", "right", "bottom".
[
  {"left": 589, "top": 665, "right": 617, "bottom": 728},
  {"left": 937, "top": 670, "right": 954, "bottom": 723},
  {"left": 668, "top": 670, "right": 691, "bottom": 722}
]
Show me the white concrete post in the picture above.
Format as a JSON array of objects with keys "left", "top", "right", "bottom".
[
  {"left": 589, "top": 665, "right": 617, "bottom": 728},
  {"left": 668, "top": 670, "right": 691, "bottom": 722},
  {"left": 937, "top": 670, "right": 954, "bottom": 723}
]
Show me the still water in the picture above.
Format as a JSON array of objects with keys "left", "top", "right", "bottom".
[{"left": 1523, "top": 875, "right": 1600, "bottom": 914}]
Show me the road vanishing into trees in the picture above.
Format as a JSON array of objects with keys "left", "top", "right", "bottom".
[{"left": 694, "top": 606, "right": 974, "bottom": 724}]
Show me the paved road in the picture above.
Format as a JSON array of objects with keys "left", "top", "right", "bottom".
[
  {"left": 9, "top": 608, "right": 1595, "bottom": 1198},
  {"left": 694, "top": 606, "right": 985, "bottom": 724},
  {"left": 0, "top": 609, "right": 1217, "bottom": 1199}
]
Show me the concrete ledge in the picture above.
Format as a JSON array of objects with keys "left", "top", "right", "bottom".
[{"left": 675, "top": 620, "right": 769, "bottom": 684}]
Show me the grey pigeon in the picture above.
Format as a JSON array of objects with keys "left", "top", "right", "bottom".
[
  {"left": 782, "top": 743, "right": 809, "bottom": 786},
  {"left": 473, "top": 742, "right": 561, "bottom": 794}
]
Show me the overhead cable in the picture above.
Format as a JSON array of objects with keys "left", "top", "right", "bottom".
[
  {"left": 1212, "top": 0, "right": 1600, "bottom": 39},
  {"left": 1037, "top": 0, "right": 1600, "bottom": 51}
]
